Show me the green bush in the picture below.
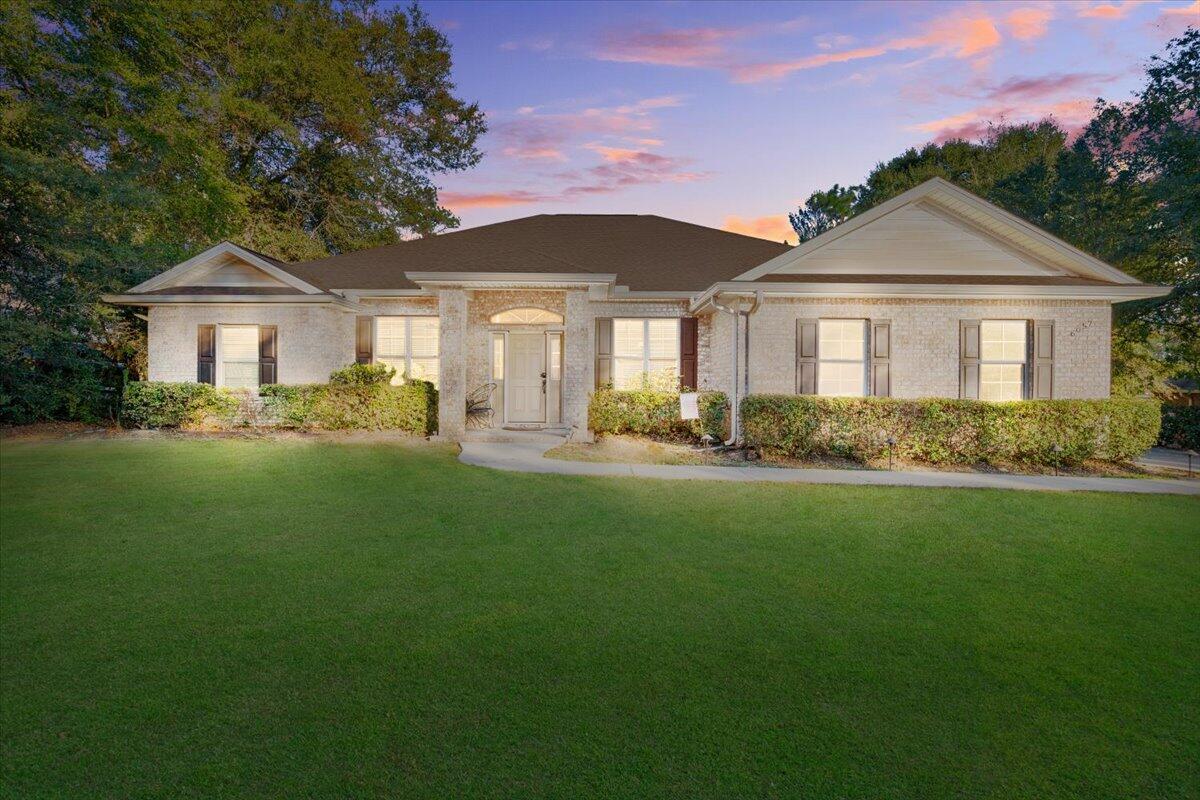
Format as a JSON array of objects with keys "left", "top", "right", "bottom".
[
  {"left": 328, "top": 362, "right": 395, "bottom": 386},
  {"left": 260, "top": 379, "right": 437, "bottom": 434},
  {"left": 589, "top": 389, "right": 727, "bottom": 442},
  {"left": 1159, "top": 406, "right": 1200, "bottom": 450},
  {"left": 121, "top": 382, "right": 242, "bottom": 429},
  {"left": 741, "top": 395, "right": 1160, "bottom": 466}
]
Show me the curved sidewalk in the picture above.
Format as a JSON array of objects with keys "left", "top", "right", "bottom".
[{"left": 459, "top": 440, "right": 1200, "bottom": 496}]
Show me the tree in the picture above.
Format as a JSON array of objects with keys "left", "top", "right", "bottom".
[
  {"left": 788, "top": 184, "right": 858, "bottom": 243},
  {"left": 0, "top": 0, "right": 484, "bottom": 422}
]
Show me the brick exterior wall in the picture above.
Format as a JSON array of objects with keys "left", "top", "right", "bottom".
[
  {"left": 144, "top": 293, "right": 1114, "bottom": 439},
  {"left": 705, "top": 297, "right": 1112, "bottom": 400}
]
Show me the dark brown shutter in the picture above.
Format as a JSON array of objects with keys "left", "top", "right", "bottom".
[
  {"left": 960, "top": 320, "right": 981, "bottom": 399},
  {"left": 1031, "top": 320, "right": 1054, "bottom": 399},
  {"left": 259, "top": 325, "right": 277, "bottom": 385},
  {"left": 355, "top": 316, "right": 373, "bottom": 364},
  {"left": 796, "top": 319, "right": 818, "bottom": 394},
  {"left": 870, "top": 319, "right": 891, "bottom": 397},
  {"left": 595, "top": 318, "right": 613, "bottom": 389},
  {"left": 197, "top": 325, "right": 215, "bottom": 385},
  {"left": 679, "top": 317, "right": 698, "bottom": 390}
]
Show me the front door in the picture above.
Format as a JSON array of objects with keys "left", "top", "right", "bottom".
[{"left": 507, "top": 333, "right": 546, "bottom": 423}]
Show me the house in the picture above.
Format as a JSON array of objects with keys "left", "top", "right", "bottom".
[{"left": 104, "top": 178, "right": 1169, "bottom": 440}]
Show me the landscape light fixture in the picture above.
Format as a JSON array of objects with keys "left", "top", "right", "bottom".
[
  {"left": 886, "top": 436, "right": 896, "bottom": 471},
  {"left": 1188, "top": 449, "right": 1197, "bottom": 479},
  {"left": 1052, "top": 444, "right": 1064, "bottom": 476}
]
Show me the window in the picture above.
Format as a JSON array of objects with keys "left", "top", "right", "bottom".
[
  {"left": 490, "top": 307, "right": 563, "bottom": 325},
  {"left": 375, "top": 316, "right": 440, "bottom": 387},
  {"left": 980, "top": 320, "right": 1026, "bottom": 401},
  {"left": 220, "top": 325, "right": 260, "bottom": 389},
  {"left": 612, "top": 318, "right": 680, "bottom": 390},
  {"left": 818, "top": 319, "right": 866, "bottom": 396}
]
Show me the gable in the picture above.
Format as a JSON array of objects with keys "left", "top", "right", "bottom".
[
  {"left": 770, "top": 200, "right": 1064, "bottom": 277},
  {"left": 168, "top": 253, "right": 291, "bottom": 288},
  {"left": 736, "top": 178, "right": 1142, "bottom": 285}
]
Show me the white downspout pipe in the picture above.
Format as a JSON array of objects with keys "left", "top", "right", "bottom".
[{"left": 710, "top": 294, "right": 740, "bottom": 446}]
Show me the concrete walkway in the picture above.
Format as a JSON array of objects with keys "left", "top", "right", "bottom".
[
  {"left": 1137, "top": 446, "right": 1197, "bottom": 474},
  {"left": 459, "top": 437, "right": 1200, "bottom": 496}
]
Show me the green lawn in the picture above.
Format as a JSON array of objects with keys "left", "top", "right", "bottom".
[{"left": 1, "top": 438, "right": 1197, "bottom": 799}]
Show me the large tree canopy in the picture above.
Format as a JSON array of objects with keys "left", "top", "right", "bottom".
[
  {"left": 0, "top": 0, "right": 484, "bottom": 422},
  {"left": 789, "top": 29, "right": 1198, "bottom": 394}
]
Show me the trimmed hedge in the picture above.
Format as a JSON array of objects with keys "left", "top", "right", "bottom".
[
  {"left": 121, "top": 382, "right": 242, "bottom": 429},
  {"left": 741, "top": 395, "right": 1160, "bottom": 466},
  {"left": 121, "top": 374, "right": 438, "bottom": 436},
  {"left": 1159, "top": 405, "right": 1200, "bottom": 451},
  {"left": 259, "top": 380, "right": 437, "bottom": 434},
  {"left": 589, "top": 389, "right": 727, "bottom": 442}
]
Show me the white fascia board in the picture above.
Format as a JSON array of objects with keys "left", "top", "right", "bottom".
[
  {"left": 336, "top": 289, "right": 434, "bottom": 298},
  {"left": 127, "top": 242, "right": 325, "bottom": 295},
  {"left": 102, "top": 293, "right": 366, "bottom": 312},
  {"left": 688, "top": 280, "right": 1171, "bottom": 313}
]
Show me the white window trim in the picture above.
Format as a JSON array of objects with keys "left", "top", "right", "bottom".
[
  {"left": 817, "top": 318, "right": 868, "bottom": 397},
  {"left": 979, "top": 318, "right": 1029, "bottom": 401},
  {"left": 612, "top": 317, "right": 681, "bottom": 390},
  {"left": 216, "top": 323, "right": 260, "bottom": 390},
  {"left": 375, "top": 315, "right": 440, "bottom": 385}
]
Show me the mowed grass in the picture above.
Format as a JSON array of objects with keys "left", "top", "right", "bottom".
[{"left": 1, "top": 438, "right": 1197, "bottom": 799}]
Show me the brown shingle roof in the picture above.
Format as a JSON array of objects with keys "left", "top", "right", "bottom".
[{"left": 278, "top": 215, "right": 793, "bottom": 292}]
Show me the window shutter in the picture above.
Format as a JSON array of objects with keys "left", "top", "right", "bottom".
[
  {"left": 259, "top": 325, "right": 277, "bottom": 385},
  {"left": 356, "top": 316, "right": 373, "bottom": 364},
  {"left": 197, "top": 325, "right": 215, "bottom": 385},
  {"left": 959, "top": 320, "right": 981, "bottom": 399},
  {"left": 679, "top": 317, "right": 698, "bottom": 390},
  {"left": 870, "top": 319, "right": 891, "bottom": 397},
  {"left": 595, "top": 318, "right": 613, "bottom": 389},
  {"left": 1031, "top": 320, "right": 1054, "bottom": 399},
  {"left": 796, "top": 319, "right": 818, "bottom": 394}
]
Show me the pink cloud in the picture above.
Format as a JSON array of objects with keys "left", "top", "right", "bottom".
[
  {"left": 441, "top": 191, "right": 547, "bottom": 210},
  {"left": 594, "top": 26, "right": 744, "bottom": 68},
  {"left": 981, "top": 72, "right": 1116, "bottom": 102},
  {"left": 730, "top": 12, "right": 1003, "bottom": 83},
  {"left": 912, "top": 98, "right": 1097, "bottom": 143},
  {"left": 722, "top": 215, "right": 795, "bottom": 244},
  {"left": 493, "top": 95, "right": 684, "bottom": 162},
  {"left": 1005, "top": 7, "right": 1055, "bottom": 40},
  {"left": 1155, "top": 1, "right": 1200, "bottom": 34},
  {"left": 1076, "top": 1, "right": 1141, "bottom": 19}
]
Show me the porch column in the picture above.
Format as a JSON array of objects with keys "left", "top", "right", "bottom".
[
  {"left": 437, "top": 288, "right": 468, "bottom": 439},
  {"left": 563, "top": 290, "right": 594, "bottom": 440}
]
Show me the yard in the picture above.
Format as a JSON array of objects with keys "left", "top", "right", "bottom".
[{"left": 1, "top": 436, "right": 1197, "bottom": 799}]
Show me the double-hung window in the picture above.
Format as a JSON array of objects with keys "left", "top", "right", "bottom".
[
  {"left": 612, "top": 318, "right": 680, "bottom": 391},
  {"left": 220, "top": 325, "right": 261, "bottom": 389},
  {"left": 375, "top": 316, "right": 440, "bottom": 387},
  {"left": 817, "top": 319, "right": 867, "bottom": 396},
  {"left": 979, "top": 320, "right": 1026, "bottom": 401}
]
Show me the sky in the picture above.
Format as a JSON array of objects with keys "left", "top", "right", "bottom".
[{"left": 418, "top": 0, "right": 1197, "bottom": 243}]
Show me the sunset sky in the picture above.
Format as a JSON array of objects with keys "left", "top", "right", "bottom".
[{"left": 422, "top": 0, "right": 1197, "bottom": 243}]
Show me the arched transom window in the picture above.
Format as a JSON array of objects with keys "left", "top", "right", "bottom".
[{"left": 490, "top": 307, "right": 563, "bottom": 325}]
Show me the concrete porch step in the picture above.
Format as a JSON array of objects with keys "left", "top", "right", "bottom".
[{"left": 461, "top": 427, "right": 569, "bottom": 445}]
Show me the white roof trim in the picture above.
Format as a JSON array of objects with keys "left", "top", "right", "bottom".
[
  {"left": 688, "top": 280, "right": 1170, "bottom": 313},
  {"left": 127, "top": 242, "right": 324, "bottom": 295},
  {"left": 734, "top": 177, "right": 1141, "bottom": 285},
  {"left": 102, "top": 293, "right": 365, "bottom": 312},
  {"left": 406, "top": 271, "right": 617, "bottom": 289}
]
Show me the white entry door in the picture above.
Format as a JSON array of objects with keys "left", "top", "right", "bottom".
[{"left": 506, "top": 333, "right": 546, "bottom": 422}]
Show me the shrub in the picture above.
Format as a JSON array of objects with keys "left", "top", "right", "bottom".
[
  {"left": 741, "top": 395, "right": 1160, "bottom": 467},
  {"left": 121, "top": 382, "right": 241, "bottom": 429},
  {"left": 589, "top": 389, "right": 727, "bottom": 442},
  {"left": 328, "top": 362, "right": 395, "bottom": 386},
  {"left": 1159, "top": 406, "right": 1200, "bottom": 450},
  {"left": 260, "top": 379, "right": 437, "bottom": 434}
]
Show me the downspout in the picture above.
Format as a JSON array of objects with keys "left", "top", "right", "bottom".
[{"left": 710, "top": 293, "right": 740, "bottom": 446}]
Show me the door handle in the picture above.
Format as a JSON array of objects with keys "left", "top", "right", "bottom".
[{"left": 541, "top": 372, "right": 547, "bottom": 392}]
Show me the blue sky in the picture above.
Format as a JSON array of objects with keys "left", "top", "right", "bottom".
[{"left": 418, "top": 0, "right": 1197, "bottom": 242}]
